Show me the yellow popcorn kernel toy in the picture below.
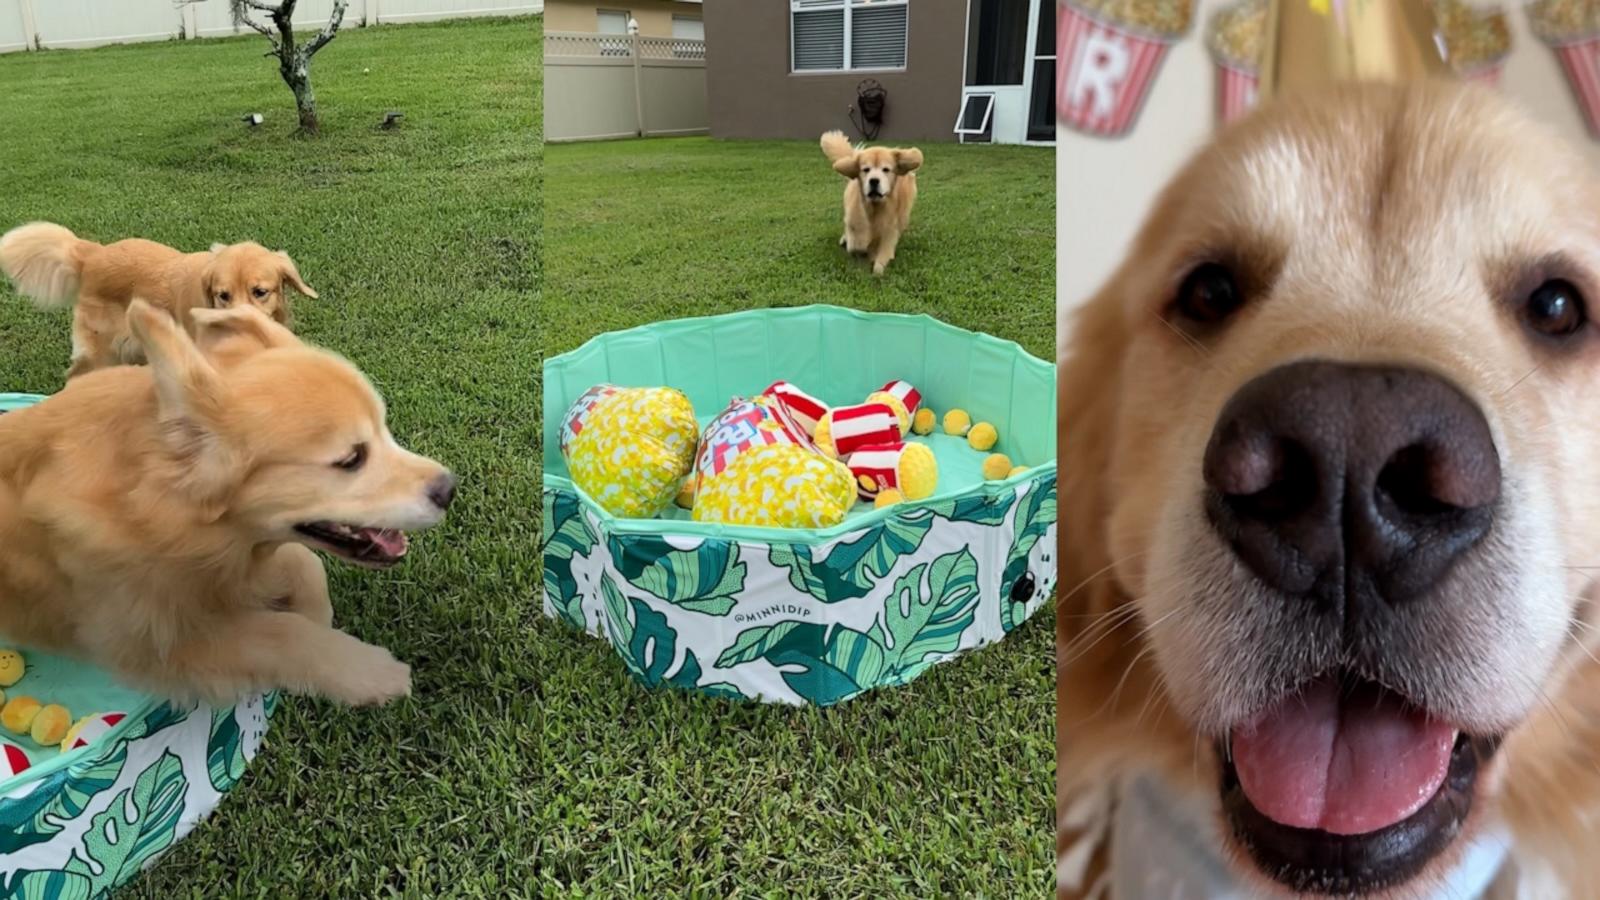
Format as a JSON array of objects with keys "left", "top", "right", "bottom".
[
  {"left": 967, "top": 422, "right": 998, "bottom": 451},
  {"left": 2, "top": 696, "right": 40, "bottom": 736},
  {"left": 1008, "top": 465, "right": 1030, "bottom": 478},
  {"left": 982, "top": 453, "right": 1013, "bottom": 481},
  {"left": 692, "top": 396, "right": 856, "bottom": 529},
  {"left": 874, "top": 489, "right": 905, "bottom": 509},
  {"left": 943, "top": 409, "right": 972, "bottom": 437},
  {"left": 30, "top": 704, "right": 70, "bottom": 745},
  {"left": 911, "top": 407, "right": 936, "bottom": 436},
  {"left": 674, "top": 478, "right": 696, "bottom": 510},
  {"left": 849, "top": 442, "right": 939, "bottom": 503},
  {"left": 0, "top": 650, "right": 24, "bottom": 687},
  {"left": 560, "top": 383, "right": 699, "bottom": 519}
]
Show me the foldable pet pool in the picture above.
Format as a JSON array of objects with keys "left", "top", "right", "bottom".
[
  {"left": 0, "top": 393, "right": 275, "bottom": 895},
  {"left": 542, "top": 306, "right": 1057, "bottom": 706}
]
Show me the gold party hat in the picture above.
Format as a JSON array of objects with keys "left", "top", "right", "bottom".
[{"left": 1259, "top": 0, "right": 1453, "bottom": 100}]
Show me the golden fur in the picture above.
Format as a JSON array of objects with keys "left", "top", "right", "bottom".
[
  {"left": 1059, "top": 81, "right": 1600, "bottom": 896},
  {"left": 820, "top": 130, "right": 923, "bottom": 275},
  {"left": 0, "top": 222, "right": 317, "bottom": 378},
  {"left": 0, "top": 303, "right": 453, "bottom": 705}
]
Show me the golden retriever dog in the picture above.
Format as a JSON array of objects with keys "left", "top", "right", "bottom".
[
  {"left": 821, "top": 130, "right": 922, "bottom": 275},
  {"left": 0, "top": 302, "right": 455, "bottom": 705},
  {"left": 0, "top": 221, "right": 318, "bottom": 379},
  {"left": 1059, "top": 81, "right": 1600, "bottom": 898}
]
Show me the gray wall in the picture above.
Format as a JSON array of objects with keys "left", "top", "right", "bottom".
[{"left": 704, "top": 0, "right": 966, "bottom": 143}]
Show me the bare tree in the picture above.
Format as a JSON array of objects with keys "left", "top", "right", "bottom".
[{"left": 191, "top": 0, "right": 350, "bottom": 134}]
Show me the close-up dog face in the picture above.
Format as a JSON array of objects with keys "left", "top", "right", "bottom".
[
  {"left": 131, "top": 303, "right": 454, "bottom": 569},
  {"left": 834, "top": 145, "right": 923, "bottom": 202},
  {"left": 1066, "top": 81, "right": 1600, "bottom": 895},
  {"left": 201, "top": 241, "right": 318, "bottom": 323}
]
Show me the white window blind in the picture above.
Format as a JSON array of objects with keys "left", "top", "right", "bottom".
[
  {"left": 596, "top": 9, "right": 629, "bottom": 35},
  {"left": 791, "top": 0, "right": 907, "bottom": 73}
]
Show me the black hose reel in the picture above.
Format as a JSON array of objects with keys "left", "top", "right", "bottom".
[{"left": 850, "top": 79, "right": 887, "bottom": 141}]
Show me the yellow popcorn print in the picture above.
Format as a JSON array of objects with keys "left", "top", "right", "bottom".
[
  {"left": 693, "top": 443, "right": 856, "bottom": 529},
  {"left": 561, "top": 384, "right": 699, "bottom": 519}
]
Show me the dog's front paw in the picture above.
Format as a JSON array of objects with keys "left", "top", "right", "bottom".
[
  {"left": 873, "top": 261, "right": 887, "bottom": 276},
  {"left": 324, "top": 641, "right": 412, "bottom": 706}
]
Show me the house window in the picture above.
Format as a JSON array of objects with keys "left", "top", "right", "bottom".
[
  {"left": 596, "top": 9, "right": 630, "bottom": 34},
  {"left": 791, "top": 0, "right": 908, "bottom": 73},
  {"left": 671, "top": 15, "right": 703, "bottom": 40}
]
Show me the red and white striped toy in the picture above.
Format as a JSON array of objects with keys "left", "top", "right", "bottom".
[
  {"left": 60, "top": 712, "right": 126, "bottom": 752},
  {"left": 0, "top": 742, "right": 29, "bottom": 777},
  {"left": 814, "top": 402, "right": 902, "bottom": 459},
  {"left": 761, "top": 381, "right": 829, "bottom": 436},
  {"left": 848, "top": 441, "right": 938, "bottom": 502},
  {"left": 867, "top": 380, "right": 922, "bottom": 436}
]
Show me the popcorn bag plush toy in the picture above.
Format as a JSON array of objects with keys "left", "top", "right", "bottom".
[
  {"left": 848, "top": 442, "right": 938, "bottom": 503},
  {"left": 813, "top": 401, "right": 903, "bottom": 459},
  {"left": 762, "top": 380, "right": 829, "bottom": 435},
  {"left": 864, "top": 380, "right": 922, "bottom": 437},
  {"left": 560, "top": 383, "right": 699, "bottom": 519},
  {"left": 692, "top": 395, "right": 856, "bottom": 529}
]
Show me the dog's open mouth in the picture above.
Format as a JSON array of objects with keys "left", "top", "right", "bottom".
[
  {"left": 1218, "top": 676, "right": 1499, "bottom": 895},
  {"left": 293, "top": 522, "right": 410, "bottom": 568}
]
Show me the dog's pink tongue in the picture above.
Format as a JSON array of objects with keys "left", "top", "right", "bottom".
[{"left": 1231, "top": 680, "right": 1456, "bottom": 835}]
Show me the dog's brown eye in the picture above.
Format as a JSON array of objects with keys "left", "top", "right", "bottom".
[
  {"left": 1524, "top": 279, "right": 1587, "bottom": 338},
  {"left": 216, "top": 291, "right": 230, "bottom": 305},
  {"left": 1174, "top": 263, "right": 1243, "bottom": 324},
  {"left": 334, "top": 443, "right": 368, "bottom": 471},
  {"left": 252, "top": 287, "right": 268, "bottom": 299}
]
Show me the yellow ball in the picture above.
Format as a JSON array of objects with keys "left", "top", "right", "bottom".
[
  {"left": 866, "top": 391, "right": 912, "bottom": 437},
  {"left": 1008, "top": 465, "right": 1030, "bottom": 478},
  {"left": 0, "top": 651, "right": 25, "bottom": 688},
  {"left": 982, "top": 453, "right": 1013, "bottom": 481},
  {"left": 943, "top": 409, "right": 972, "bottom": 436},
  {"left": 30, "top": 704, "right": 69, "bottom": 746},
  {"left": 874, "top": 489, "right": 904, "bottom": 509},
  {"left": 967, "top": 422, "right": 998, "bottom": 452},
  {"left": 2, "top": 696, "right": 40, "bottom": 736},
  {"left": 911, "top": 408, "right": 936, "bottom": 436},
  {"left": 674, "top": 479, "right": 696, "bottom": 510}
]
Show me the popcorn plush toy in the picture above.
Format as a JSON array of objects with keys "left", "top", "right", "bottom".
[
  {"left": 761, "top": 381, "right": 829, "bottom": 436},
  {"left": 943, "top": 409, "right": 972, "bottom": 437},
  {"left": 864, "top": 380, "right": 921, "bottom": 437},
  {"left": 560, "top": 383, "right": 699, "bottom": 519},
  {"left": 60, "top": 712, "right": 126, "bottom": 752},
  {"left": 0, "top": 651, "right": 24, "bottom": 687},
  {"left": 814, "top": 401, "right": 902, "bottom": 459},
  {"left": 848, "top": 442, "right": 939, "bottom": 503},
  {"left": 982, "top": 453, "right": 1013, "bottom": 480},
  {"left": 911, "top": 408, "right": 936, "bottom": 436},
  {"left": 692, "top": 395, "right": 856, "bottom": 529}
]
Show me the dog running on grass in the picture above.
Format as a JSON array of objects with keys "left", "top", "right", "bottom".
[
  {"left": 821, "top": 130, "right": 923, "bottom": 276},
  {"left": 0, "top": 221, "right": 318, "bottom": 379},
  {"left": 0, "top": 302, "right": 455, "bottom": 705}
]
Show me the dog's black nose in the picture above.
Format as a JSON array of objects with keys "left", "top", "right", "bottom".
[
  {"left": 427, "top": 473, "right": 458, "bottom": 510},
  {"left": 1202, "top": 361, "right": 1499, "bottom": 613}
]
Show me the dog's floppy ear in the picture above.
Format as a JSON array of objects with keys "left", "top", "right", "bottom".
[
  {"left": 191, "top": 305, "right": 300, "bottom": 367},
  {"left": 127, "top": 300, "right": 243, "bottom": 505},
  {"left": 894, "top": 148, "right": 923, "bottom": 175},
  {"left": 276, "top": 251, "right": 318, "bottom": 299},
  {"left": 832, "top": 153, "right": 861, "bottom": 179}
]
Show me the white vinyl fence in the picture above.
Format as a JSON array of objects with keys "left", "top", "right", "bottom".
[
  {"left": 0, "top": 0, "right": 541, "bottom": 54},
  {"left": 545, "top": 31, "right": 707, "bottom": 143}
]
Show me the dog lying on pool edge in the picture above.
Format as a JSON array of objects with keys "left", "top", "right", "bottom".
[
  {"left": 0, "top": 302, "right": 454, "bottom": 705},
  {"left": 1059, "top": 81, "right": 1600, "bottom": 898}
]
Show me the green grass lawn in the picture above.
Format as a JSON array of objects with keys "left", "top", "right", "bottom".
[
  {"left": 541, "top": 139, "right": 1055, "bottom": 893},
  {"left": 0, "top": 16, "right": 541, "bottom": 897}
]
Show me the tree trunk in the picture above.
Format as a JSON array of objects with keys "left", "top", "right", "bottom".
[{"left": 284, "top": 54, "right": 319, "bottom": 135}]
